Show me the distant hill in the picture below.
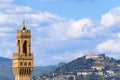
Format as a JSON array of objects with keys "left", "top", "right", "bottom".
[
  {"left": 32, "top": 62, "right": 65, "bottom": 77},
  {"left": 2, "top": 54, "right": 120, "bottom": 80},
  {"left": 0, "top": 57, "right": 12, "bottom": 66},
  {"left": 0, "top": 57, "right": 65, "bottom": 80},
  {"left": 0, "top": 57, "right": 13, "bottom": 80},
  {"left": 38, "top": 54, "right": 120, "bottom": 80}
]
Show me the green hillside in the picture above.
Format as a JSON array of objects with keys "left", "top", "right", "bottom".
[
  {"left": 0, "top": 57, "right": 14, "bottom": 80},
  {"left": 1, "top": 54, "right": 120, "bottom": 80},
  {"left": 0, "top": 57, "right": 63, "bottom": 80},
  {"left": 38, "top": 54, "right": 120, "bottom": 80},
  {"left": 32, "top": 62, "right": 65, "bottom": 77},
  {"left": 54, "top": 54, "right": 120, "bottom": 74}
]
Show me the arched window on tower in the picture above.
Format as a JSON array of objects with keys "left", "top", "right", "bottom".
[
  {"left": 17, "top": 40, "right": 20, "bottom": 53},
  {"left": 23, "top": 40, "right": 27, "bottom": 54}
]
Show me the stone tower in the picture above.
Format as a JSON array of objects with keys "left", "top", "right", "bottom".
[{"left": 12, "top": 20, "right": 34, "bottom": 80}]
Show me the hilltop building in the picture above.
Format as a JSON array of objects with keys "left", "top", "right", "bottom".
[
  {"left": 12, "top": 20, "right": 34, "bottom": 80},
  {"left": 85, "top": 54, "right": 105, "bottom": 60},
  {"left": 86, "top": 54, "right": 99, "bottom": 60}
]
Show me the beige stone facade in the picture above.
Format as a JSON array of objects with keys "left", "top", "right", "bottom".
[
  {"left": 92, "top": 66, "right": 104, "bottom": 71},
  {"left": 86, "top": 54, "right": 99, "bottom": 60},
  {"left": 12, "top": 21, "right": 34, "bottom": 80}
]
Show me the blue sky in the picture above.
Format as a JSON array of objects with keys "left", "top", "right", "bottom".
[{"left": 0, "top": 0, "right": 120, "bottom": 66}]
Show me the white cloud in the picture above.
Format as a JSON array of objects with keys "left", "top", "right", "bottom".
[
  {"left": 0, "top": 27, "right": 14, "bottom": 32},
  {"left": 6, "top": 50, "right": 12, "bottom": 57},
  {"left": 0, "top": 27, "right": 14, "bottom": 37},
  {"left": 96, "top": 7, "right": 120, "bottom": 54},
  {"left": 67, "top": 18, "right": 93, "bottom": 38},
  {"left": 40, "top": 0, "right": 57, "bottom": 1},
  {"left": 101, "top": 7, "right": 120, "bottom": 27},
  {"left": 96, "top": 38, "right": 120, "bottom": 53},
  {"left": 101, "top": 13, "right": 115, "bottom": 27},
  {"left": 34, "top": 17, "right": 94, "bottom": 41},
  {"left": 0, "top": 33, "right": 13, "bottom": 37},
  {"left": 25, "top": 8, "right": 120, "bottom": 43},
  {"left": 27, "top": 12, "right": 65, "bottom": 23},
  {"left": 0, "top": 40, "right": 15, "bottom": 47},
  {"left": 39, "top": 0, "right": 95, "bottom": 2},
  {"left": 0, "top": 0, "right": 120, "bottom": 66},
  {"left": 96, "top": 37, "right": 120, "bottom": 59},
  {"left": 5, "top": 5, "right": 32, "bottom": 13},
  {"left": 0, "top": 50, "right": 12, "bottom": 58},
  {"left": 0, "top": 0, "right": 13, "bottom": 3},
  {"left": 0, "top": 13, "right": 22, "bottom": 25},
  {"left": 0, "top": 7, "right": 112, "bottom": 43},
  {"left": 53, "top": 49, "right": 87, "bottom": 61},
  {"left": 0, "top": 0, "right": 32, "bottom": 13},
  {"left": 0, "top": 14, "right": 9, "bottom": 24}
]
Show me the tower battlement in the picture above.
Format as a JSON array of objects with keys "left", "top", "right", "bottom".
[
  {"left": 13, "top": 53, "right": 34, "bottom": 59},
  {"left": 17, "top": 30, "right": 31, "bottom": 34}
]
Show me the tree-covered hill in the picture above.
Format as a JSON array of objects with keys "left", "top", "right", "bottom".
[
  {"left": 32, "top": 62, "right": 65, "bottom": 77},
  {"left": 53, "top": 54, "right": 120, "bottom": 74},
  {"left": 1, "top": 54, "right": 120, "bottom": 80},
  {"left": 38, "top": 54, "right": 120, "bottom": 80},
  {"left": 0, "top": 57, "right": 13, "bottom": 80},
  {"left": 0, "top": 57, "right": 64, "bottom": 80}
]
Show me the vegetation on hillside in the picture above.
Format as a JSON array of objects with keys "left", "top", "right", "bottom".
[
  {"left": 0, "top": 57, "right": 64, "bottom": 80},
  {"left": 37, "top": 54, "right": 120, "bottom": 80}
]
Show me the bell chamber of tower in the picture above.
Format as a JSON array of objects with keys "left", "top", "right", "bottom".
[{"left": 12, "top": 21, "right": 34, "bottom": 80}]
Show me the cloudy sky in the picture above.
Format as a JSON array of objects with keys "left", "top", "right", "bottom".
[{"left": 0, "top": 0, "right": 120, "bottom": 66}]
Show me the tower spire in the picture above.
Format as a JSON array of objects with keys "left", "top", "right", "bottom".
[{"left": 22, "top": 18, "right": 26, "bottom": 30}]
